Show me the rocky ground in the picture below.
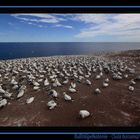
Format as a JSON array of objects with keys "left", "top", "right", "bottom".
[{"left": 0, "top": 50, "right": 140, "bottom": 126}]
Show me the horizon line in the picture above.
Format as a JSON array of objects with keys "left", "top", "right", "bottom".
[{"left": 1, "top": 42, "right": 140, "bottom": 43}]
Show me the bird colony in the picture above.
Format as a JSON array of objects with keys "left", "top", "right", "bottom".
[{"left": 0, "top": 55, "right": 139, "bottom": 119}]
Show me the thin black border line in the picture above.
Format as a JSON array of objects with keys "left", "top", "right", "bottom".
[
  {"left": 0, "top": 6, "right": 140, "bottom": 8},
  {"left": 0, "top": 132, "right": 140, "bottom": 134}
]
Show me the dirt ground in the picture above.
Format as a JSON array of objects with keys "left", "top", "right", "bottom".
[{"left": 0, "top": 50, "right": 140, "bottom": 126}]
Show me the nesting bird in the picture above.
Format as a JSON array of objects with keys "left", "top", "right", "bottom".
[
  {"left": 12, "top": 85, "right": 19, "bottom": 90},
  {"left": 33, "top": 86, "right": 40, "bottom": 90},
  {"left": 47, "top": 100, "right": 57, "bottom": 110},
  {"left": 4, "top": 92, "right": 12, "bottom": 99},
  {"left": 17, "top": 89, "right": 25, "bottom": 99},
  {"left": 124, "top": 74, "right": 128, "bottom": 78},
  {"left": 33, "top": 81, "right": 40, "bottom": 86},
  {"left": 79, "top": 110, "right": 90, "bottom": 119},
  {"left": 63, "top": 79, "right": 69, "bottom": 84},
  {"left": 0, "top": 86, "right": 6, "bottom": 94},
  {"left": 49, "top": 89, "right": 58, "bottom": 98},
  {"left": 71, "top": 82, "right": 76, "bottom": 88},
  {"left": 52, "top": 79, "right": 61, "bottom": 87},
  {"left": 44, "top": 78, "right": 49, "bottom": 86},
  {"left": 95, "top": 75, "right": 101, "bottom": 80},
  {"left": 63, "top": 92, "right": 72, "bottom": 101},
  {"left": 95, "top": 88, "right": 101, "bottom": 94},
  {"left": 0, "top": 99, "right": 7, "bottom": 108},
  {"left": 99, "top": 72, "right": 103, "bottom": 77},
  {"left": 69, "top": 87, "right": 76, "bottom": 93},
  {"left": 20, "top": 85, "right": 26, "bottom": 90},
  {"left": 113, "top": 74, "right": 122, "bottom": 80},
  {"left": 128, "top": 86, "right": 134, "bottom": 92},
  {"left": 104, "top": 78, "right": 109, "bottom": 83},
  {"left": 38, "top": 79, "right": 43, "bottom": 82},
  {"left": 26, "top": 97, "right": 34, "bottom": 104},
  {"left": 103, "top": 82, "right": 109, "bottom": 88},
  {"left": 11, "top": 78, "right": 18, "bottom": 85},
  {"left": 129, "top": 79, "right": 136, "bottom": 85},
  {"left": 86, "top": 79, "right": 91, "bottom": 85}
]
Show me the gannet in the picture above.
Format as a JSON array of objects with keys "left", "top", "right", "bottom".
[
  {"left": 0, "top": 99, "right": 7, "bottom": 108},
  {"left": 47, "top": 100, "right": 57, "bottom": 110},
  {"left": 86, "top": 79, "right": 91, "bottom": 85},
  {"left": 26, "top": 97, "right": 34, "bottom": 104},
  {"left": 128, "top": 86, "right": 134, "bottom": 92},
  {"left": 17, "top": 89, "right": 25, "bottom": 99},
  {"left": 49, "top": 89, "right": 58, "bottom": 98},
  {"left": 44, "top": 78, "right": 49, "bottom": 86},
  {"left": 79, "top": 110, "right": 90, "bottom": 119},
  {"left": 95, "top": 88, "right": 101, "bottom": 94},
  {"left": 63, "top": 92, "right": 72, "bottom": 101},
  {"left": 71, "top": 82, "right": 76, "bottom": 88},
  {"left": 69, "top": 87, "right": 76, "bottom": 93}
]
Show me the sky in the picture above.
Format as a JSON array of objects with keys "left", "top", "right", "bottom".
[{"left": 1, "top": 14, "right": 140, "bottom": 42}]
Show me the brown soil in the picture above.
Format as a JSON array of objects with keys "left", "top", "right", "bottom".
[{"left": 0, "top": 50, "right": 140, "bottom": 126}]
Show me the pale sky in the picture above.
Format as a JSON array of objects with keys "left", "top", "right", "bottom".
[{"left": 0, "top": 14, "right": 140, "bottom": 42}]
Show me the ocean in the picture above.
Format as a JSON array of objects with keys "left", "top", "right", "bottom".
[{"left": 0, "top": 42, "right": 140, "bottom": 60}]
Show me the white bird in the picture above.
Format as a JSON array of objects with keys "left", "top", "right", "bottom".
[
  {"left": 49, "top": 89, "right": 58, "bottom": 98},
  {"left": 12, "top": 85, "right": 19, "bottom": 90},
  {"left": 20, "top": 85, "right": 26, "bottom": 90},
  {"left": 63, "top": 79, "right": 69, "bottom": 84},
  {"left": 13, "top": 70, "right": 19, "bottom": 74},
  {"left": 52, "top": 82, "right": 57, "bottom": 87},
  {"left": 95, "top": 88, "right": 101, "bottom": 94},
  {"left": 26, "top": 97, "right": 34, "bottom": 104},
  {"left": 11, "top": 79, "right": 18, "bottom": 85},
  {"left": 99, "top": 72, "right": 103, "bottom": 77},
  {"left": 38, "top": 79, "right": 43, "bottom": 82},
  {"left": 78, "top": 69, "right": 83, "bottom": 75},
  {"left": 71, "top": 82, "right": 76, "bottom": 88},
  {"left": 33, "top": 86, "right": 40, "bottom": 90},
  {"left": 65, "top": 72, "right": 70, "bottom": 77},
  {"left": 128, "top": 86, "right": 134, "bottom": 92},
  {"left": 0, "top": 99, "right": 7, "bottom": 108},
  {"left": 69, "top": 87, "right": 76, "bottom": 93},
  {"left": 50, "top": 78, "right": 55, "bottom": 83},
  {"left": 86, "top": 79, "right": 91, "bottom": 85},
  {"left": 40, "top": 75, "right": 44, "bottom": 78},
  {"left": 74, "top": 74, "right": 78, "bottom": 79},
  {"left": 63, "top": 92, "right": 72, "bottom": 101},
  {"left": 124, "top": 74, "right": 128, "bottom": 78},
  {"left": 79, "top": 76, "right": 84, "bottom": 81},
  {"left": 55, "top": 79, "right": 61, "bottom": 86},
  {"left": 103, "top": 82, "right": 109, "bottom": 88},
  {"left": 113, "top": 75, "right": 122, "bottom": 80},
  {"left": 104, "top": 78, "right": 109, "bottom": 83},
  {"left": 85, "top": 75, "right": 90, "bottom": 78},
  {"left": 0, "top": 87, "right": 6, "bottom": 94},
  {"left": 93, "top": 68, "right": 96, "bottom": 73},
  {"left": 4, "top": 92, "right": 12, "bottom": 98},
  {"left": 129, "top": 68, "right": 135, "bottom": 74},
  {"left": 118, "top": 71, "right": 122, "bottom": 76},
  {"left": 95, "top": 75, "right": 101, "bottom": 80},
  {"left": 33, "top": 81, "right": 40, "bottom": 86},
  {"left": 44, "top": 78, "right": 49, "bottom": 86},
  {"left": 17, "top": 89, "right": 24, "bottom": 98},
  {"left": 47, "top": 100, "right": 57, "bottom": 110},
  {"left": 129, "top": 79, "right": 136, "bottom": 85},
  {"left": 79, "top": 110, "right": 90, "bottom": 119}
]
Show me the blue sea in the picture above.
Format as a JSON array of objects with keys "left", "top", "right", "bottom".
[{"left": 0, "top": 42, "right": 140, "bottom": 60}]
